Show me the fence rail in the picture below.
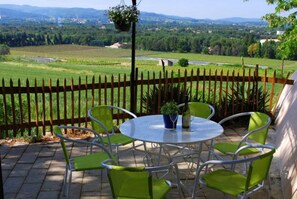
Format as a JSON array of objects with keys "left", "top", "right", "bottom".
[{"left": 0, "top": 67, "right": 294, "bottom": 138}]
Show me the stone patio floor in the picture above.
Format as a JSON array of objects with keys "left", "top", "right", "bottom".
[{"left": 1, "top": 127, "right": 283, "bottom": 199}]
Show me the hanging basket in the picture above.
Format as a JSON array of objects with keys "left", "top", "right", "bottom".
[{"left": 114, "top": 22, "right": 131, "bottom": 32}]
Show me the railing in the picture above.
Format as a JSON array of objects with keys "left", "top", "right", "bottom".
[{"left": 0, "top": 67, "right": 294, "bottom": 138}]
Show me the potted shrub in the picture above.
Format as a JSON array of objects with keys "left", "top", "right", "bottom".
[
  {"left": 107, "top": 5, "right": 140, "bottom": 32},
  {"left": 160, "top": 101, "right": 179, "bottom": 129}
]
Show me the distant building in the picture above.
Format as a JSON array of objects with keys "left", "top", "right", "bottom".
[
  {"left": 106, "top": 42, "right": 129, "bottom": 49},
  {"left": 259, "top": 39, "right": 280, "bottom": 45},
  {"left": 276, "top": 30, "right": 285, "bottom": 35},
  {"left": 158, "top": 59, "right": 173, "bottom": 66}
]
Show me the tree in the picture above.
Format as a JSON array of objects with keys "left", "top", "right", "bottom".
[
  {"left": 0, "top": 44, "right": 10, "bottom": 55},
  {"left": 262, "top": 0, "right": 297, "bottom": 60},
  {"left": 178, "top": 58, "right": 189, "bottom": 67},
  {"left": 248, "top": 43, "right": 258, "bottom": 57}
]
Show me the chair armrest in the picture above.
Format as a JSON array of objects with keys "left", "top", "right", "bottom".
[
  {"left": 101, "top": 159, "right": 119, "bottom": 169},
  {"left": 110, "top": 105, "right": 137, "bottom": 118},
  {"left": 197, "top": 154, "right": 257, "bottom": 178},
  {"left": 218, "top": 112, "right": 254, "bottom": 125},
  {"left": 200, "top": 144, "right": 275, "bottom": 175},
  {"left": 234, "top": 144, "right": 275, "bottom": 157},
  {"left": 207, "top": 105, "right": 215, "bottom": 120},
  {"left": 58, "top": 125, "right": 104, "bottom": 144},
  {"left": 55, "top": 131, "right": 113, "bottom": 159}
]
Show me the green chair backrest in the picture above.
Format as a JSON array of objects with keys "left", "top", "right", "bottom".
[
  {"left": 90, "top": 106, "right": 114, "bottom": 134},
  {"left": 107, "top": 165, "right": 152, "bottom": 199},
  {"left": 247, "top": 112, "right": 270, "bottom": 144},
  {"left": 189, "top": 102, "right": 212, "bottom": 119},
  {"left": 53, "top": 127, "right": 70, "bottom": 165},
  {"left": 246, "top": 148, "right": 275, "bottom": 190}
]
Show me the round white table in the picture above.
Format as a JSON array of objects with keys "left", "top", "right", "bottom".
[{"left": 120, "top": 115, "right": 223, "bottom": 144}]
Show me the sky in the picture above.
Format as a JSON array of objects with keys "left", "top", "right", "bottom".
[{"left": 0, "top": 0, "right": 276, "bottom": 19}]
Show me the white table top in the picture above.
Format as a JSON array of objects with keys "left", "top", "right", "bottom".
[{"left": 120, "top": 115, "right": 224, "bottom": 144}]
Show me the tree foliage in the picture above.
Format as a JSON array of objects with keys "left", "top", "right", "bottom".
[
  {"left": 0, "top": 20, "right": 296, "bottom": 60},
  {"left": 262, "top": 0, "right": 297, "bottom": 59},
  {"left": 178, "top": 58, "right": 189, "bottom": 67},
  {"left": 0, "top": 44, "right": 10, "bottom": 55}
]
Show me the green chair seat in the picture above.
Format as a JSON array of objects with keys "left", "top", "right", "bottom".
[
  {"left": 202, "top": 169, "right": 247, "bottom": 197},
  {"left": 101, "top": 133, "right": 135, "bottom": 146},
  {"left": 109, "top": 178, "right": 170, "bottom": 199},
  {"left": 102, "top": 161, "right": 172, "bottom": 199},
  {"left": 209, "top": 112, "right": 271, "bottom": 160},
  {"left": 88, "top": 105, "right": 138, "bottom": 154},
  {"left": 73, "top": 152, "right": 115, "bottom": 171},
  {"left": 152, "top": 178, "right": 171, "bottom": 199},
  {"left": 214, "top": 142, "right": 260, "bottom": 156},
  {"left": 192, "top": 145, "right": 276, "bottom": 199},
  {"left": 54, "top": 126, "right": 115, "bottom": 199}
]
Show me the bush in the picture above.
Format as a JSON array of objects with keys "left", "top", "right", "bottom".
[
  {"left": 142, "top": 84, "right": 190, "bottom": 114},
  {"left": 216, "top": 83, "right": 269, "bottom": 122},
  {"left": 160, "top": 101, "right": 179, "bottom": 115},
  {"left": 178, "top": 58, "right": 189, "bottom": 67},
  {"left": 0, "top": 44, "right": 10, "bottom": 55}
]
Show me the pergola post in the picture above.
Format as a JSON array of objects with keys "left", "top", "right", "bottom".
[
  {"left": 0, "top": 154, "right": 3, "bottom": 198},
  {"left": 130, "top": 0, "right": 137, "bottom": 114}
]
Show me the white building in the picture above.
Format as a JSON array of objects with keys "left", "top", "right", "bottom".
[
  {"left": 259, "top": 39, "right": 280, "bottom": 45},
  {"left": 106, "top": 42, "right": 129, "bottom": 49},
  {"left": 158, "top": 59, "right": 173, "bottom": 66},
  {"left": 276, "top": 30, "right": 285, "bottom": 35}
]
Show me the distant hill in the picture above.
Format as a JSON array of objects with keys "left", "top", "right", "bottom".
[
  {"left": 0, "top": 4, "right": 267, "bottom": 25},
  {"left": 217, "top": 17, "right": 264, "bottom": 24}
]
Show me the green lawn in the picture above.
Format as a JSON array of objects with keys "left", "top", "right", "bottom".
[{"left": 1, "top": 44, "right": 296, "bottom": 85}]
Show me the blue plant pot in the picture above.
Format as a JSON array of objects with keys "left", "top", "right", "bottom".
[{"left": 163, "top": 114, "right": 178, "bottom": 129}]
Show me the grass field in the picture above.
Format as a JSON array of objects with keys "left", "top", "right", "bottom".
[{"left": 1, "top": 44, "right": 296, "bottom": 85}]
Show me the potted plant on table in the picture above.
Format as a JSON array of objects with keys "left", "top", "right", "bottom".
[
  {"left": 107, "top": 5, "right": 140, "bottom": 32},
  {"left": 160, "top": 101, "right": 179, "bottom": 129}
]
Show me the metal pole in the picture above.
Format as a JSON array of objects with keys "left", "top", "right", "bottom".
[
  {"left": 0, "top": 153, "right": 3, "bottom": 199},
  {"left": 130, "top": 0, "right": 137, "bottom": 114}
]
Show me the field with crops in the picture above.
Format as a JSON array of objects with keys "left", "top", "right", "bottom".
[{"left": 1, "top": 45, "right": 296, "bottom": 85}]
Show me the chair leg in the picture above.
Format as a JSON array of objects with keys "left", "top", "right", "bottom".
[
  {"left": 63, "top": 167, "right": 68, "bottom": 196},
  {"left": 172, "top": 163, "right": 183, "bottom": 199},
  {"left": 66, "top": 170, "right": 72, "bottom": 199},
  {"left": 266, "top": 175, "right": 272, "bottom": 199},
  {"left": 205, "top": 149, "right": 213, "bottom": 173}
]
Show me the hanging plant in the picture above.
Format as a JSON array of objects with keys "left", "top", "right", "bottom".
[{"left": 107, "top": 5, "right": 140, "bottom": 31}]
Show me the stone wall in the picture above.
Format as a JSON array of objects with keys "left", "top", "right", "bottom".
[{"left": 274, "top": 71, "right": 297, "bottom": 199}]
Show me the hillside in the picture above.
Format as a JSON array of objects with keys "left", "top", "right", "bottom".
[{"left": 0, "top": 4, "right": 266, "bottom": 25}]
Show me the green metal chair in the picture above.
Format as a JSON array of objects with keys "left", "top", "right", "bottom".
[
  {"left": 101, "top": 159, "right": 172, "bottom": 199},
  {"left": 192, "top": 144, "right": 276, "bottom": 199},
  {"left": 209, "top": 112, "right": 271, "bottom": 160},
  {"left": 178, "top": 102, "right": 215, "bottom": 119},
  {"left": 88, "top": 105, "right": 141, "bottom": 154},
  {"left": 53, "top": 126, "right": 116, "bottom": 199},
  {"left": 167, "top": 102, "right": 215, "bottom": 164}
]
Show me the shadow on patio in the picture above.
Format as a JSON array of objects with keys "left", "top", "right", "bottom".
[{"left": 1, "top": 127, "right": 282, "bottom": 199}]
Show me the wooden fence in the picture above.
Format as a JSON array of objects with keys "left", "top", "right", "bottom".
[{"left": 0, "top": 67, "right": 294, "bottom": 138}]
